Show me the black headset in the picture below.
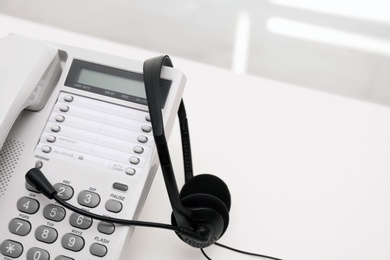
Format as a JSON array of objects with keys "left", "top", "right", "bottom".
[{"left": 26, "top": 55, "right": 231, "bottom": 249}]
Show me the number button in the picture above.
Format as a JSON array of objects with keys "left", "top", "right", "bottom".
[
  {"left": 0, "top": 239, "right": 23, "bottom": 258},
  {"left": 77, "top": 191, "right": 100, "bottom": 208},
  {"left": 61, "top": 233, "right": 84, "bottom": 252},
  {"left": 43, "top": 204, "right": 66, "bottom": 222},
  {"left": 27, "top": 247, "right": 50, "bottom": 260},
  {"left": 9, "top": 218, "right": 31, "bottom": 236},
  {"left": 17, "top": 197, "right": 39, "bottom": 214},
  {"left": 69, "top": 213, "right": 92, "bottom": 230},
  {"left": 35, "top": 225, "right": 58, "bottom": 244},
  {"left": 54, "top": 256, "right": 74, "bottom": 260},
  {"left": 54, "top": 183, "right": 74, "bottom": 200}
]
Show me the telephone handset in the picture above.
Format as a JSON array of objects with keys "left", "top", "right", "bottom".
[
  {"left": 0, "top": 34, "right": 185, "bottom": 259},
  {"left": 0, "top": 35, "right": 62, "bottom": 149}
]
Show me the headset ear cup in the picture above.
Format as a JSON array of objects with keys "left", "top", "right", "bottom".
[
  {"left": 180, "top": 174, "right": 231, "bottom": 211},
  {"left": 175, "top": 174, "right": 231, "bottom": 236}
]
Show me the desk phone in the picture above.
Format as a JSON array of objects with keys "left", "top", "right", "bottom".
[{"left": 0, "top": 34, "right": 185, "bottom": 260}]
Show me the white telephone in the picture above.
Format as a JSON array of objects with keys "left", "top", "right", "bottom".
[{"left": 0, "top": 34, "right": 185, "bottom": 260}]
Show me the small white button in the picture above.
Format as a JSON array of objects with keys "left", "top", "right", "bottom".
[
  {"left": 50, "top": 125, "right": 61, "bottom": 132},
  {"left": 137, "top": 135, "right": 148, "bottom": 143},
  {"left": 35, "top": 161, "right": 43, "bottom": 169},
  {"left": 129, "top": 157, "right": 140, "bottom": 165},
  {"left": 133, "top": 146, "right": 144, "bottom": 154},
  {"left": 125, "top": 167, "right": 136, "bottom": 175},
  {"left": 141, "top": 125, "right": 152, "bottom": 133},
  {"left": 145, "top": 115, "right": 151, "bottom": 122},
  {"left": 42, "top": 145, "right": 52, "bottom": 153},
  {"left": 59, "top": 105, "right": 69, "bottom": 112},
  {"left": 46, "top": 135, "right": 56, "bottom": 143},
  {"left": 55, "top": 115, "right": 65, "bottom": 122},
  {"left": 64, "top": 95, "right": 74, "bottom": 102}
]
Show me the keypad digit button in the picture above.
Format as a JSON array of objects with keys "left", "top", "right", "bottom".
[
  {"left": 69, "top": 213, "right": 93, "bottom": 230},
  {"left": 78, "top": 191, "right": 100, "bottom": 208},
  {"left": 9, "top": 218, "right": 31, "bottom": 236},
  {"left": 17, "top": 197, "right": 40, "bottom": 214},
  {"left": 35, "top": 226, "right": 58, "bottom": 244},
  {"left": 43, "top": 204, "right": 66, "bottom": 222},
  {"left": 61, "top": 233, "right": 84, "bottom": 252},
  {"left": 54, "top": 183, "right": 74, "bottom": 200},
  {"left": 97, "top": 222, "right": 115, "bottom": 235},
  {"left": 90, "top": 243, "right": 108, "bottom": 257},
  {"left": 105, "top": 199, "right": 123, "bottom": 213},
  {"left": 54, "top": 256, "right": 74, "bottom": 260},
  {"left": 27, "top": 247, "right": 50, "bottom": 260},
  {"left": 0, "top": 239, "right": 23, "bottom": 258},
  {"left": 145, "top": 114, "right": 151, "bottom": 122}
]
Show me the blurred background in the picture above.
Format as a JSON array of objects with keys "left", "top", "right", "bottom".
[{"left": 1, "top": 0, "right": 390, "bottom": 106}]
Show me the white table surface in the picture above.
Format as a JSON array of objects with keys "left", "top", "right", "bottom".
[{"left": 1, "top": 14, "right": 390, "bottom": 260}]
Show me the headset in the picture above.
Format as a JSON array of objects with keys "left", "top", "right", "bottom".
[{"left": 26, "top": 55, "right": 231, "bottom": 249}]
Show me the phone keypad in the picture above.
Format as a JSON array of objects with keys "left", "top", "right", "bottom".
[{"left": 2, "top": 179, "right": 123, "bottom": 259}]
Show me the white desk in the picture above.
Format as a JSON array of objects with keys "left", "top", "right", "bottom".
[{"left": 1, "top": 14, "right": 390, "bottom": 260}]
